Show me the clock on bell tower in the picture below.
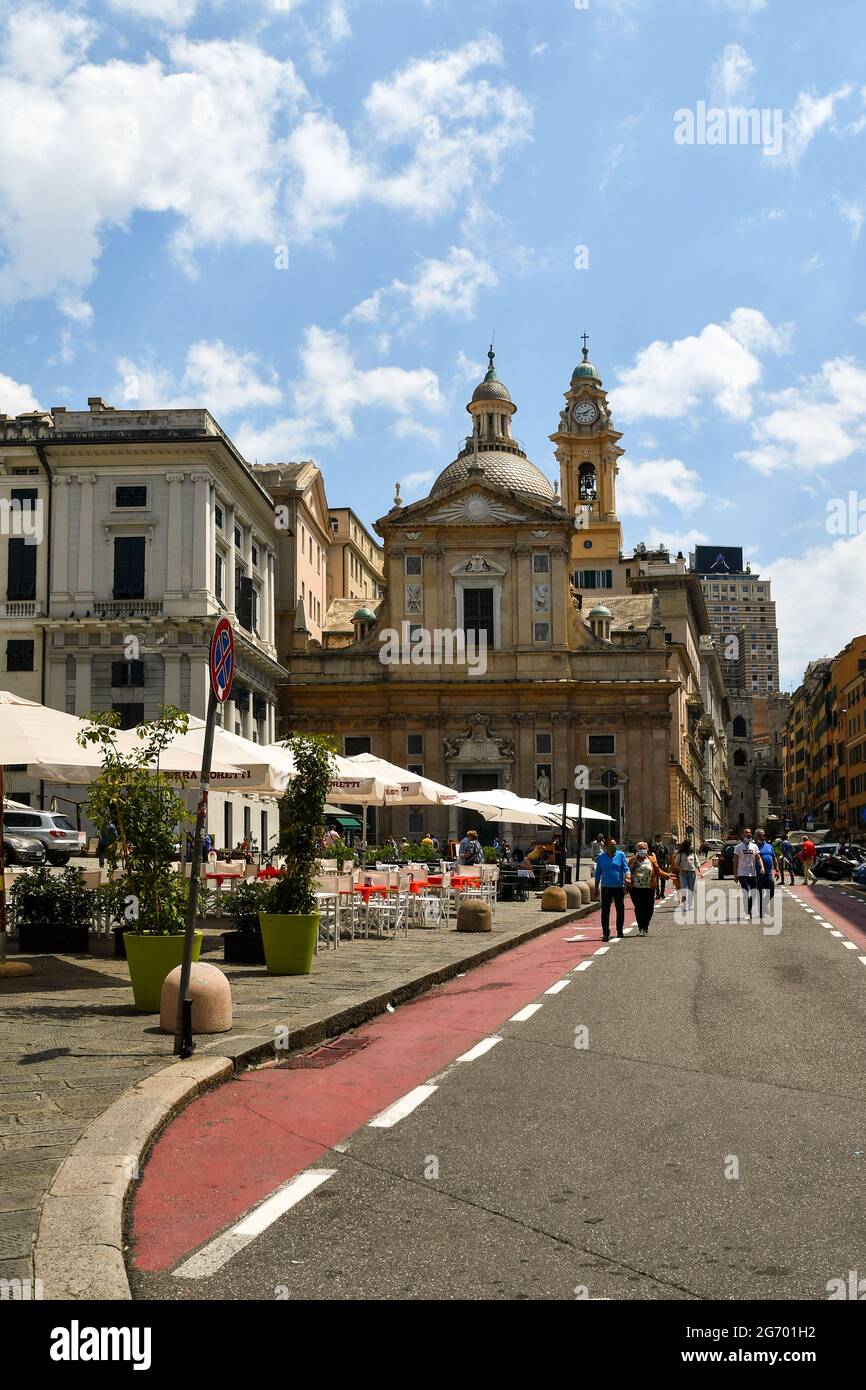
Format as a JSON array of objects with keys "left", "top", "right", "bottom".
[{"left": 550, "top": 336, "right": 624, "bottom": 564}]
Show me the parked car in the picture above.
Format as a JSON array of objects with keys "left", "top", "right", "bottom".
[
  {"left": 3, "top": 833, "right": 47, "bottom": 867},
  {"left": 1, "top": 809, "right": 81, "bottom": 865},
  {"left": 852, "top": 861, "right": 866, "bottom": 888}
]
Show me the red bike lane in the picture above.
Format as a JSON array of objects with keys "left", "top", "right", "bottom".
[{"left": 130, "top": 903, "right": 616, "bottom": 1273}]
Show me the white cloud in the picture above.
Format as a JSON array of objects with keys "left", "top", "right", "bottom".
[
  {"left": 710, "top": 44, "right": 755, "bottom": 108},
  {"left": 2, "top": 4, "right": 96, "bottom": 83},
  {"left": 716, "top": 0, "right": 767, "bottom": 11},
  {"left": 779, "top": 84, "right": 853, "bottom": 168},
  {"left": 610, "top": 309, "right": 791, "bottom": 423},
  {"left": 346, "top": 246, "right": 497, "bottom": 326},
  {"left": 0, "top": 372, "right": 42, "bottom": 415},
  {"left": 738, "top": 355, "right": 866, "bottom": 471},
  {"left": 107, "top": 0, "right": 200, "bottom": 25},
  {"left": 837, "top": 197, "right": 864, "bottom": 242},
  {"left": 400, "top": 469, "right": 437, "bottom": 499},
  {"left": 643, "top": 528, "right": 710, "bottom": 554},
  {"left": 236, "top": 326, "right": 443, "bottom": 462},
  {"left": 456, "top": 349, "right": 483, "bottom": 382},
  {"left": 58, "top": 295, "right": 93, "bottom": 325},
  {"left": 617, "top": 457, "right": 707, "bottom": 516},
  {"left": 0, "top": 33, "right": 307, "bottom": 307},
  {"left": 769, "top": 533, "right": 866, "bottom": 686},
  {"left": 116, "top": 340, "right": 282, "bottom": 414},
  {"left": 392, "top": 418, "right": 440, "bottom": 445}
]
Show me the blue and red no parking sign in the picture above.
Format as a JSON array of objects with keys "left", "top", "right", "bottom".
[{"left": 210, "top": 618, "right": 235, "bottom": 704}]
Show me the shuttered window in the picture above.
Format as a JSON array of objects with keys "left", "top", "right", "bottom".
[
  {"left": 6, "top": 539, "right": 36, "bottom": 599},
  {"left": 113, "top": 537, "right": 146, "bottom": 598}
]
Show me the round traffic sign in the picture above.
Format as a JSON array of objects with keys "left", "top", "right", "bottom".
[
  {"left": 210, "top": 618, "right": 235, "bottom": 704},
  {"left": 601, "top": 768, "right": 619, "bottom": 789}
]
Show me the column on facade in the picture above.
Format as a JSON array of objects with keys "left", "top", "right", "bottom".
[
  {"left": 261, "top": 547, "right": 272, "bottom": 645},
  {"left": 551, "top": 546, "right": 569, "bottom": 646},
  {"left": 163, "top": 651, "right": 182, "bottom": 708},
  {"left": 515, "top": 548, "right": 533, "bottom": 646},
  {"left": 74, "top": 652, "right": 92, "bottom": 717},
  {"left": 552, "top": 713, "right": 569, "bottom": 809},
  {"left": 165, "top": 473, "right": 185, "bottom": 598},
  {"left": 225, "top": 504, "right": 236, "bottom": 617},
  {"left": 191, "top": 474, "right": 211, "bottom": 595},
  {"left": 189, "top": 657, "right": 210, "bottom": 721},
  {"left": 517, "top": 716, "right": 535, "bottom": 802},
  {"left": 47, "top": 652, "right": 66, "bottom": 711},
  {"left": 51, "top": 477, "right": 72, "bottom": 604},
  {"left": 75, "top": 475, "right": 96, "bottom": 604}
]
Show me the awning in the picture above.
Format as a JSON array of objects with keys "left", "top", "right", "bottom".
[{"left": 331, "top": 814, "right": 362, "bottom": 831}]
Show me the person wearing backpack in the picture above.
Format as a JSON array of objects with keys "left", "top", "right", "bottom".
[{"left": 457, "top": 829, "right": 484, "bottom": 866}]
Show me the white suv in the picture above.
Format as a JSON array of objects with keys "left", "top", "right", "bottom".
[{"left": 2, "top": 809, "right": 82, "bottom": 865}]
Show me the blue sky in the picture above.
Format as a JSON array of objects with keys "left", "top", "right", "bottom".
[{"left": 1, "top": 0, "right": 865, "bottom": 687}]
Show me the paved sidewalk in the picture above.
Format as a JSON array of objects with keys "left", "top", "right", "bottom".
[{"left": 0, "top": 898, "right": 596, "bottom": 1286}]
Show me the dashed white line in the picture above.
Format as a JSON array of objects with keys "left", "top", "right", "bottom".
[
  {"left": 368, "top": 1083, "right": 438, "bottom": 1127},
  {"left": 859, "top": 956, "right": 866, "bottom": 966},
  {"left": 510, "top": 1002, "right": 543, "bottom": 1022},
  {"left": 545, "top": 979, "right": 571, "bottom": 995},
  {"left": 173, "top": 1169, "right": 336, "bottom": 1279},
  {"left": 456, "top": 1036, "right": 502, "bottom": 1063},
  {"left": 573, "top": 960, "right": 593, "bottom": 972},
  {"left": 842, "top": 941, "right": 858, "bottom": 950},
  {"left": 593, "top": 945, "right": 610, "bottom": 956},
  {"left": 829, "top": 930, "right": 845, "bottom": 938}
]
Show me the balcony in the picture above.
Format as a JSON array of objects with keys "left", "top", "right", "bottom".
[
  {"left": 94, "top": 600, "right": 164, "bottom": 619},
  {"left": 0, "top": 602, "right": 41, "bottom": 619}
]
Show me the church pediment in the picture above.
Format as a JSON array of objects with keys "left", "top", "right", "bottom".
[
  {"left": 381, "top": 480, "right": 567, "bottom": 531},
  {"left": 449, "top": 553, "right": 507, "bottom": 578}
]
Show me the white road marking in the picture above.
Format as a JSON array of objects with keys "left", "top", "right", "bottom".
[
  {"left": 456, "top": 1036, "right": 502, "bottom": 1063},
  {"left": 510, "top": 1003, "right": 543, "bottom": 1022},
  {"left": 173, "top": 1169, "right": 336, "bottom": 1279},
  {"left": 829, "top": 930, "right": 845, "bottom": 938},
  {"left": 573, "top": 960, "right": 593, "bottom": 972},
  {"left": 859, "top": 956, "right": 866, "bottom": 966},
  {"left": 593, "top": 945, "right": 610, "bottom": 956},
  {"left": 368, "top": 1083, "right": 438, "bottom": 1127},
  {"left": 842, "top": 941, "right": 858, "bottom": 950},
  {"left": 545, "top": 980, "right": 571, "bottom": 995},
  {"left": 562, "top": 934, "right": 586, "bottom": 941}
]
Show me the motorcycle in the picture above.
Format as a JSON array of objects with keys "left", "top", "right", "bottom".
[{"left": 814, "top": 849, "right": 865, "bottom": 881}]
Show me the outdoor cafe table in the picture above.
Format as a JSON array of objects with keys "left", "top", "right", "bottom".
[{"left": 203, "top": 871, "right": 243, "bottom": 917}]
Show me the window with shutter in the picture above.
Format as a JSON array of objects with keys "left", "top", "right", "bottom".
[
  {"left": 6, "top": 639, "right": 34, "bottom": 671},
  {"left": 237, "top": 575, "right": 254, "bottom": 631},
  {"left": 113, "top": 537, "right": 146, "bottom": 598},
  {"left": 462, "top": 588, "right": 494, "bottom": 645},
  {"left": 6, "top": 538, "right": 36, "bottom": 600}
]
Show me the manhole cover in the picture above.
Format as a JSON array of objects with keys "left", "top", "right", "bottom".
[{"left": 281, "top": 1037, "right": 371, "bottom": 1069}]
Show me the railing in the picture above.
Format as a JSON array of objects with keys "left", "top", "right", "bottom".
[
  {"left": 0, "top": 602, "right": 40, "bottom": 618},
  {"left": 94, "top": 600, "right": 164, "bottom": 618},
  {"left": 455, "top": 434, "right": 526, "bottom": 458}
]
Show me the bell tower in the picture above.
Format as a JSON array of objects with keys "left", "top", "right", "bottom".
[{"left": 550, "top": 336, "right": 623, "bottom": 564}]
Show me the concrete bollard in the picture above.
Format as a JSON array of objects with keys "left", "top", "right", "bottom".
[
  {"left": 160, "top": 962, "right": 233, "bottom": 1034},
  {"left": 576, "top": 881, "right": 591, "bottom": 904},
  {"left": 563, "top": 883, "right": 583, "bottom": 909},
  {"left": 455, "top": 900, "right": 493, "bottom": 933},
  {"left": 541, "top": 885, "right": 567, "bottom": 911}
]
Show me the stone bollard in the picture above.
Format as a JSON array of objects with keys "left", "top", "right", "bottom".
[
  {"left": 455, "top": 900, "right": 493, "bottom": 933},
  {"left": 160, "top": 962, "right": 233, "bottom": 1035},
  {"left": 576, "top": 881, "right": 591, "bottom": 904},
  {"left": 563, "top": 883, "right": 583, "bottom": 909},
  {"left": 541, "top": 885, "right": 567, "bottom": 911}
]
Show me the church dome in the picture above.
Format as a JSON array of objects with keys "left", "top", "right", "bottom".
[
  {"left": 429, "top": 450, "right": 555, "bottom": 499},
  {"left": 571, "top": 337, "right": 601, "bottom": 383},
  {"left": 470, "top": 346, "right": 513, "bottom": 404}
]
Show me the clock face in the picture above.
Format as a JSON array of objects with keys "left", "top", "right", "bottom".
[{"left": 573, "top": 400, "right": 598, "bottom": 425}]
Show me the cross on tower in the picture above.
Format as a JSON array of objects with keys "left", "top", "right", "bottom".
[{"left": 581, "top": 332, "right": 590, "bottom": 360}]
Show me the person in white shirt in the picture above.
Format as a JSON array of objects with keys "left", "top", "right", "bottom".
[{"left": 734, "top": 828, "right": 761, "bottom": 920}]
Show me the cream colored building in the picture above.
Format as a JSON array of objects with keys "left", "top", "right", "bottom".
[
  {"left": 279, "top": 346, "right": 676, "bottom": 846},
  {"left": 326, "top": 507, "right": 384, "bottom": 606},
  {"left": 254, "top": 461, "right": 331, "bottom": 654},
  {"left": 0, "top": 399, "right": 283, "bottom": 851}
]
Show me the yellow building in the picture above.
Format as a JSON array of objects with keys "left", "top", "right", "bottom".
[{"left": 279, "top": 346, "right": 676, "bottom": 846}]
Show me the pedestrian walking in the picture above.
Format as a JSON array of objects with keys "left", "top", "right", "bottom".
[
  {"left": 628, "top": 841, "right": 665, "bottom": 935},
  {"left": 800, "top": 835, "right": 817, "bottom": 886},
  {"left": 594, "top": 837, "right": 631, "bottom": 941},
  {"left": 773, "top": 835, "right": 795, "bottom": 886},
  {"left": 755, "top": 828, "right": 779, "bottom": 922},
  {"left": 590, "top": 833, "right": 605, "bottom": 864},
  {"left": 97, "top": 818, "right": 117, "bottom": 870},
  {"left": 674, "top": 837, "right": 702, "bottom": 911},
  {"left": 734, "top": 829, "right": 761, "bottom": 919},
  {"left": 457, "top": 829, "right": 484, "bottom": 866},
  {"left": 201, "top": 832, "right": 213, "bottom": 862},
  {"left": 652, "top": 836, "right": 669, "bottom": 899}
]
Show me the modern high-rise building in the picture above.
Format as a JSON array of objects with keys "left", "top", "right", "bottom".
[{"left": 690, "top": 546, "right": 782, "bottom": 829}]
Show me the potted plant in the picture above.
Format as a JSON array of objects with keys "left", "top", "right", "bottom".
[
  {"left": 12, "top": 866, "right": 93, "bottom": 954},
  {"left": 259, "top": 733, "right": 333, "bottom": 975},
  {"left": 222, "top": 879, "right": 272, "bottom": 965},
  {"left": 79, "top": 707, "right": 198, "bottom": 1011}
]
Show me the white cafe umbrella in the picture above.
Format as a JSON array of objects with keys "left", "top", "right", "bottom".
[
  {"left": 338, "top": 752, "right": 458, "bottom": 807},
  {"left": 161, "top": 718, "right": 294, "bottom": 795},
  {"left": 452, "top": 788, "right": 562, "bottom": 827}
]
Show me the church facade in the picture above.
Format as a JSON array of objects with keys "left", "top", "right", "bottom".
[{"left": 278, "top": 346, "right": 675, "bottom": 845}]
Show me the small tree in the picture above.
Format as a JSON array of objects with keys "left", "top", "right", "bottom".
[
  {"left": 78, "top": 707, "right": 193, "bottom": 935},
  {"left": 270, "top": 734, "right": 335, "bottom": 916}
]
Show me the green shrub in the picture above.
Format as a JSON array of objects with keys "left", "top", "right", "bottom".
[
  {"left": 11, "top": 866, "right": 92, "bottom": 930},
  {"left": 224, "top": 879, "right": 274, "bottom": 936},
  {"left": 270, "top": 734, "right": 334, "bottom": 916}
]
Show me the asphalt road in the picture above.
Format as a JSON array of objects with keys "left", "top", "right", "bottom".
[{"left": 131, "top": 879, "right": 866, "bottom": 1301}]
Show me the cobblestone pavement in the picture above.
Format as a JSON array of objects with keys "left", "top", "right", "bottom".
[{"left": 0, "top": 898, "right": 591, "bottom": 1282}]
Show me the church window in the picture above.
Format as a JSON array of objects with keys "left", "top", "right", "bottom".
[
  {"left": 463, "top": 587, "right": 494, "bottom": 646},
  {"left": 734, "top": 749, "right": 748, "bottom": 766},
  {"left": 407, "top": 734, "right": 423, "bottom": 756},
  {"left": 533, "top": 622, "right": 550, "bottom": 643},
  {"left": 405, "top": 555, "right": 422, "bottom": 576},
  {"left": 578, "top": 462, "right": 597, "bottom": 502},
  {"left": 535, "top": 733, "right": 552, "bottom": 755},
  {"left": 533, "top": 554, "right": 549, "bottom": 573},
  {"left": 345, "top": 736, "right": 371, "bottom": 756},
  {"left": 487, "top": 413, "right": 494, "bottom": 435},
  {"left": 588, "top": 735, "right": 615, "bottom": 754}
]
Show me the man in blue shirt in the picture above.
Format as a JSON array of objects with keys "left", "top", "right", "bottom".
[
  {"left": 594, "top": 838, "right": 631, "bottom": 940},
  {"left": 755, "top": 828, "right": 778, "bottom": 922}
]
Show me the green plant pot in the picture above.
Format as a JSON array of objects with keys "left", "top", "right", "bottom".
[
  {"left": 124, "top": 931, "right": 203, "bottom": 1012},
  {"left": 258, "top": 913, "right": 319, "bottom": 976}
]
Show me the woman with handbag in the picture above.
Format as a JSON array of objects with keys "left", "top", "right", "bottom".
[{"left": 628, "top": 842, "right": 667, "bottom": 935}]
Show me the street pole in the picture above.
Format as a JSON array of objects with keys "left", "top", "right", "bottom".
[
  {"left": 0, "top": 763, "right": 32, "bottom": 977},
  {"left": 576, "top": 796, "right": 584, "bottom": 882},
  {"left": 559, "top": 786, "right": 568, "bottom": 885},
  {"left": 174, "top": 683, "right": 218, "bottom": 1057}
]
